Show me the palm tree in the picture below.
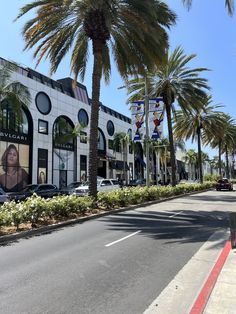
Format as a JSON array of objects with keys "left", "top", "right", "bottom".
[
  {"left": 0, "top": 61, "right": 31, "bottom": 123},
  {"left": 183, "top": 149, "right": 197, "bottom": 180},
  {"left": 124, "top": 46, "right": 209, "bottom": 186},
  {"left": 204, "top": 114, "right": 236, "bottom": 178},
  {"left": 151, "top": 137, "right": 170, "bottom": 184},
  {"left": 182, "top": 0, "right": 234, "bottom": 16},
  {"left": 209, "top": 158, "right": 218, "bottom": 176},
  {"left": 113, "top": 131, "right": 131, "bottom": 184},
  {"left": 174, "top": 96, "right": 225, "bottom": 183},
  {"left": 16, "top": 0, "right": 176, "bottom": 197}
]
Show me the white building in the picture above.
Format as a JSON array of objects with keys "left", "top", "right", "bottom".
[{"left": 1, "top": 57, "right": 146, "bottom": 192}]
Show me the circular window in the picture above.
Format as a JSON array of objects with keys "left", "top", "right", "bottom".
[
  {"left": 78, "top": 109, "right": 89, "bottom": 126},
  {"left": 107, "top": 120, "right": 115, "bottom": 136},
  {"left": 35, "top": 92, "right": 51, "bottom": 115}
]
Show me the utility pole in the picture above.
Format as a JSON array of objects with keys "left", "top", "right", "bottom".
[{"left": 144, "top": 76, "right": 150, "bottom": 187}]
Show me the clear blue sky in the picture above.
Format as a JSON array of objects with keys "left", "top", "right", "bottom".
[{"left": 2, "top": 0, "right": 236, "bottom": 158}]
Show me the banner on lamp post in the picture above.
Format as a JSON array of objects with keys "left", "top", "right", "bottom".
[
  {"left": 130, "top": 101, "right": 145, "bottom": 142},
  {"left": 148, "top": 97, "right": 164, "bottom": 140}
]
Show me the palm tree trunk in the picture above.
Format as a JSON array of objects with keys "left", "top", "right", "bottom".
[
  {"left": 165, "top": 103, "right": 177, "bottom": 186},
  {"left": 123, "top": 142, "right": 126, "bottom": 184},
  {"left": 197, "top": 127, "right": 203, "bottom": 183},
  {"left": 218, "top": 141, "right": 222, "bottom": 177},
  {"left": 225, "top": 144, "right": 230, "bottom": 179},
  {"left": 89, "top": 41, "right": 103, "bottom": 198}
]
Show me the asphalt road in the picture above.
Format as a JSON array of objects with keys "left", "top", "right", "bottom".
[{"left": 0, "top": 189, "right": 234, "bottom": 314}]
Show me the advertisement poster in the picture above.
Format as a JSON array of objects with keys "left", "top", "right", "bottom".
[
  {"left": 130, "top": 101, "right": 145, "bottom": 142},
  {"left": 38, "top": 168, "right": 47, "bottom": 184},
  {"left": 0, "top": 141, "right": 29, "bottom": 192},
  {"left": 149, "top": 98, "right": 165, "bottom": 140}
]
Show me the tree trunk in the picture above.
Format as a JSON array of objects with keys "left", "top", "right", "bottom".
[
  {"left": 218, "top": 141, "right": 222, "bottom": 177},
  {"left": 197, "top": 127, "right": 203, "bottom": 183},
  {"left": 88, "top": 41, "right": 103, "bottom": 198},
  {"left": 165, "top": 103, "right": 177, "bottom": 186},
  {"left": 225, "top": 144, "right": 230, "bottom": 179},
  {"left": 123, "top": 142, "right": 127, "bottom": 185}
]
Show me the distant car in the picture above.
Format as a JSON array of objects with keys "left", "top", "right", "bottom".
[
  {"left": 59, "top": 181, "right": 83, "bottom": 195},
  {"left": 75, "top": 179, "right": 121, "bottom": 196},
  {"left": 0, "top": 188, "right": 10, "bottom": 205},
  {"left": 126, "top": 179, "right": 146, "bottom": 187},
  {"left": 216, "top": 178, "right": 233, "bottom": 191},
  {"left": 8, "top": 184, "right": 59, "bottom": 201}
]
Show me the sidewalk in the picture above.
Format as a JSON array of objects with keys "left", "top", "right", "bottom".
[
  {"left": 203, "top": 242, "right": 236, "bottom": 314},
  {"left": 144, "top": 229, "right": 233, "bottom": 314}
]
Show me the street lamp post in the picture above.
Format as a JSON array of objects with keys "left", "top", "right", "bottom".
[{"left": 144, "top": 76, "right": 150, "bottom": 187}]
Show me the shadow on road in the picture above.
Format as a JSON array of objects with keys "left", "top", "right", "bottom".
[{"left": 99, "top": 191, "right": 230, "bottom": 250}]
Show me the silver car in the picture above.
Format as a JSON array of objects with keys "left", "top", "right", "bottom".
[
  {"left": 75, "top": 179, "right": 121, "bottom": 196},
  {"left": 0, "top": 188, "right": 10, "bottom": 204}
]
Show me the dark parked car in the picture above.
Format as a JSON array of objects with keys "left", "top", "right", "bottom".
[
  {"left": 59, "top": 181, "right": 83, "bottom": 195},
  {"left": 0, "top": 188, "right": 10, "bottom": 205},
  {"left": 126, "top": 179, "right": 146, "bottom": 187},
  {"left": 8, "top": 184, "right": 59, "bottom": 201},
  {"left": 216, "top": 178, "right": 233, "bottom": 191}
]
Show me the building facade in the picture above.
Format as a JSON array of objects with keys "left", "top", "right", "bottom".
[{"left": 0, "top": 58, "right": 146, "bottom": 192}]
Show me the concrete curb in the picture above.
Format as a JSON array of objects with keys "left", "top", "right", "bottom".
[{"left": 0, "top": 188, "right": 212, "bottom": 245}]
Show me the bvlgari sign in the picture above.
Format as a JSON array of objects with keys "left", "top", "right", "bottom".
[{"left": 0, "top": 130, "right": 29, "bottom": 144}]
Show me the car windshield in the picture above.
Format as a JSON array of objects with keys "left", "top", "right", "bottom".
[
  {"left": 0, "top": 188, "right": 6, "bottom": 195},
  {"left": 218, "top": 179, "right": 229, "bottom": 183},
  {"left": 66, "top": 182, "right": 82, "bottom": 189},
  {"left": 22, "top": 185, "right": 39, "bottom": 192},
  {"left": 111, "top": 180, "right": 120, "bottom": 185}
]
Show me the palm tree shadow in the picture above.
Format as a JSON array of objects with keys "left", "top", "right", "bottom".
[{"left": 100, "top": 208, "right": 229, "bottom": 248}]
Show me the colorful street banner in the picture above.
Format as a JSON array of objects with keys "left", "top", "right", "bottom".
[
  {"left": 130, "top": 101, "right": 145, "bottom": 142},
  {"left": 149, "top": 97, "right": 164, "bottom": 140}
]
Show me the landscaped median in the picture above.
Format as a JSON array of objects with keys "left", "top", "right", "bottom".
[{"left": 0, "top": 182, "right": 214, "bottom": 237}]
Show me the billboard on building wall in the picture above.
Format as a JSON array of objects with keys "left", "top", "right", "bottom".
[
  {"left": 0, "top": 141, "right": 29, "bottom": 192},
  {"left": 130, "top": 101, "right": 145, "bottom": 142},
  {"left": 149, "top": 98, "right": 165, "bottom": 140}
]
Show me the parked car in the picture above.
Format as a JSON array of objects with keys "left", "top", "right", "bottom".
[
  {"left": 8, "top": 184, "right": 59, "bottom": 201},
  {"left": 75, "top": 179, "right": 121, "bottom": 196},
  {"left": 59, "top": 181, "right": 83, "bottom": 195},
  {"left": 0, "top": 188, "right": 10, "bottom": 205},
  {"left": 126, "top": 179, "right": 146, "bottom": 187},
  {"left": 216, "top": 178, "right": 233, "bottom": 191}
]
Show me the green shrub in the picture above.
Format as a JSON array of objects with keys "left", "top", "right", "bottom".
[{"left": 0, "top": 182, "right": 214, "bottom": 230}]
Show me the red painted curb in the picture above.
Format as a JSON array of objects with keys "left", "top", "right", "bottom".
[{"left": 189, "top": 238, "right": 231, "bottom": 314}]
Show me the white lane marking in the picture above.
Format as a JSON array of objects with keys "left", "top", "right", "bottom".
[
  {"left": 105, "top": 230, "right": 141, "bottom": 247},
  {"left": 168, "top": 211, "right": 183, "bottom": 218}
]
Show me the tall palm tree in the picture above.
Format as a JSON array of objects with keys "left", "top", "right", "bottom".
[
  {"left": 113, "top": 131, "right": 131, "bottom": 184},
  {"left": 182, "top": 0, "right": 234, "bottom": 16},
  {"left": 174, "top": 96, "right": 225, "bottom": 183},
  {"left": 151, "top": 137, "right": 170, "bottom": 184},
  {"left": 16, "top": 0, "right": 176, "bottom": 197},
  {"left": 183, "top": 149, "right": 197, "bottom": 180},
  {"left": 209, "top": 158, "right": 218, "bottom": 176},
  {"left": 204, "top": 114, "right": 236, "bottom": 178},
  {"left": 0, "top": 61, "right": 31, "bottom": 123},
  {"left": 124, "top": 46, "right": 209, "bottom": 186}
]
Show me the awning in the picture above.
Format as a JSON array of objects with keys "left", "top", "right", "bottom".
[
  {"left": 115, "top": 160, "right": 129, "bottom": 171},
  {"left": 109, "top": 160, "right": 129, "bottom": 171}
]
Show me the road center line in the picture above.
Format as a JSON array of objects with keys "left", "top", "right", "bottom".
[
  {"left": 168, "top": 211, "right": 183, "bottom": 218},
  {"left": 105, "top": 230, "right": 141, "bottom": 247}
]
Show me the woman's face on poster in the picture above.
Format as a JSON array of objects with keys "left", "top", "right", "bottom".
[{"left": 7, "top": 148, "right": 18, "bottom": 166}]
